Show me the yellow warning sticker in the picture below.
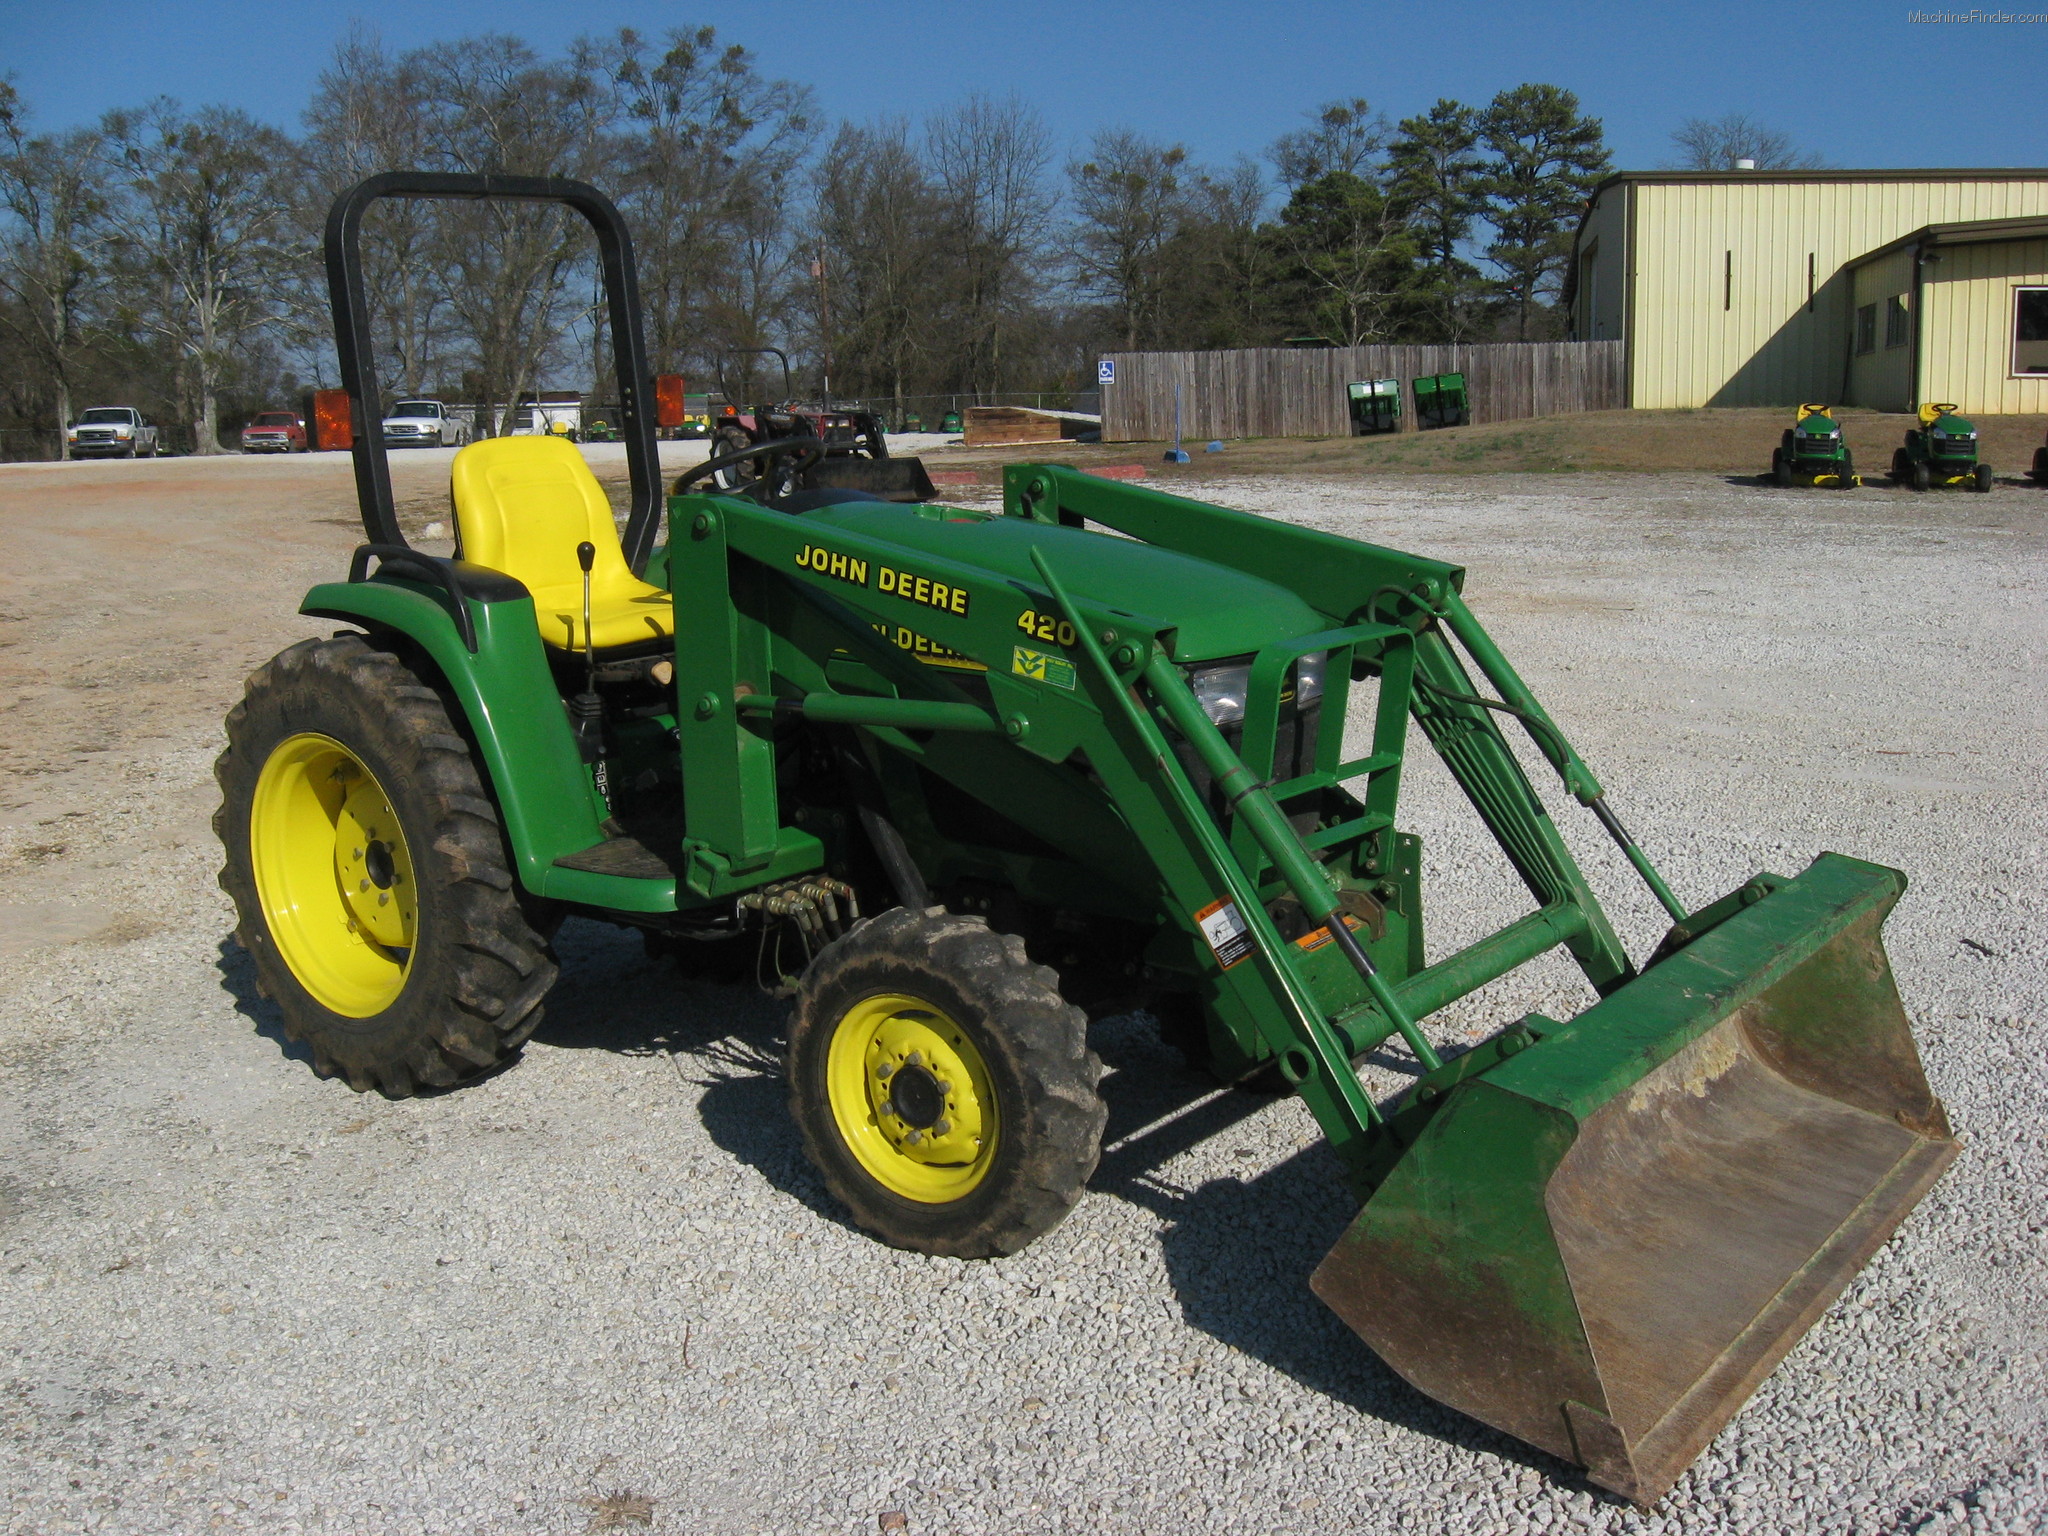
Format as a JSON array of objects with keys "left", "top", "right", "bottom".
[{"left": 1012, "top": 645, "right": 1077, "bottom": 690}]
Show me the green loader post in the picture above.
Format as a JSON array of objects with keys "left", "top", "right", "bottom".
[{"left": 214, "top": 173, "right": 1957, "bottom": 1506}]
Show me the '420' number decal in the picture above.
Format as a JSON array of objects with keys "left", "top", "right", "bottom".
[{"left": 1015, "top": 608, "right": 1077, "bottom": 648}]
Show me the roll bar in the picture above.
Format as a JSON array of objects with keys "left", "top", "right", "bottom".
[{"left": 323, "top": 172, "right": 664, "bottom": 573}]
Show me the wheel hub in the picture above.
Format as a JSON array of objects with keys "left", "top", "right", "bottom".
[
  {"left": 824, "top": 993, "right": 997, "bottom": 1203},
  {"left": 250, "top": 733, "right": 417, "bottom": 1017},
  {"left": 885, "top": 1061, "right": 948, "bottom": 1129}
]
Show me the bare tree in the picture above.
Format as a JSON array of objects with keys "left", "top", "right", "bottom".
[
  {"left": 101, "top": 100, "right": 297, "bottom": 452},
  {"left": 1270, "top": 98, "right": 1387, "bottom": 190},
  {"left": 810, "top": 119, "right": 938, "bottom": 417},
  {"left": 580, "top": 26, "right": 817, "bottom": 383},
  {"left": 925, "top": 96, "right": 1054, "bottom": 397},
  {"left": 407, "top": 36, "right": 610, "bottom": 432},
  {"left": 0, "top": 82, "right": 110, "bottom": 455},
  {"left": 1272, "top": 171, "right": 1416, "bottom": 346},
  {"left": 300, "top": 27, "right": 452, "bottom": 394},
  {"left": 1069, "top": 129, "right": 1191, "bottom": 350},
  {"left": 1668, "top": 112, "right": 1824, "bottom": 171}
]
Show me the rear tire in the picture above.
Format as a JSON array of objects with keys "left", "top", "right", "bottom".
[
  {"left": 1890, "top": 448, "right": 1909, "bottom": 484},
  {"left": 1839, "top": 451, "right": 1857, "bottom": 487},
  {"left": 2031, "top": 446, "right": 2048, "bottom": 485},
  {"left": 215, "top": 634, "right": 557, "bottom": 1096},
  {"left": 710, "top": 425, "right": 754, "bottom": 491},
  {"left": 788, "top": 907, "right": 1106, "bottom": 1258}
]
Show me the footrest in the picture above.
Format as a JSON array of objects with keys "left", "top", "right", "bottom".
[{"left": 553, "top": 836, "right": 682, "bottom": 880}]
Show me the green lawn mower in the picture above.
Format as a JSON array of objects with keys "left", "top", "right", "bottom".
[
  {"left": 215, "top": 172, "right": 1957, "bottom": 1507},
  {"left": 1890, "top": 403, "right": 1994, "bottom": 491},
  {"left": 1770, "top": 403, "right": 1858, "bottom": 487}
]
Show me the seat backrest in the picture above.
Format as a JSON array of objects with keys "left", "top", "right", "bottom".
[{"left": 450, "top": 435, "right": 630, "bottom": 593}]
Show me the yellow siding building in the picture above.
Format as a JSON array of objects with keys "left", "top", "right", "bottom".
[{"left": 1570, "top": 170, "right": 2048, "bottom": 413}]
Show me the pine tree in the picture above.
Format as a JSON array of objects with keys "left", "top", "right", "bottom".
[
  {"left": 1385, "top": 99, "right": 1485, "bottom": 341},
  {"left": 1476, "top": 84, "right": 1610, "bottom": 341}
]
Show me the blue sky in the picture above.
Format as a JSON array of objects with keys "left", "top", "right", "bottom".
[{"left": 4, "top": 0, "right": 2043, "bottom": 174}]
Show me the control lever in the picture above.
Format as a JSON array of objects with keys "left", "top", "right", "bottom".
[{"left": 569, "top": 540, "right": 610, "bottom": 809}]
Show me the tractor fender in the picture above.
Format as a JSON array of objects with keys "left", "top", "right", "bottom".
[{"left": 300, "top": 573, "right": 608, "bottom": 897}]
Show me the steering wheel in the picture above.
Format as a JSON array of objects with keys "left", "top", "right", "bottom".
[{"left": 672, "top": 434, "right": 825, "bottom": 502}]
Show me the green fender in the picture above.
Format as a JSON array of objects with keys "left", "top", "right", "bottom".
[{"left": 300, "top": 576, "right": 678, "bottom": 912}]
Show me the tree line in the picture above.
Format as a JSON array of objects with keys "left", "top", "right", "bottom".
[{"left": 0, "top": 25, "right": 1796, "bottom": 458}]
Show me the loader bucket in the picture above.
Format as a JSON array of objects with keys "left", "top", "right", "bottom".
[
  {"left": 1312, "top": 853, "right": 1957, "bottom": 1506},
  {"left": 806, "top": 453, "right": 938, "bottom": 503}
]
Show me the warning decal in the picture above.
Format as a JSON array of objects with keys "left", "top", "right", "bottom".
[
  {"left": 1293, "top": 913, "right": 1364, "bottom": 953},
  {"left": 1194, "top": 897, "right": 1254, "bottom": 970}
]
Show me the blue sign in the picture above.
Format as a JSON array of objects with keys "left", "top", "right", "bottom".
[{"left": 1097, "top": 358, "right": 1115, "bottom": 384}]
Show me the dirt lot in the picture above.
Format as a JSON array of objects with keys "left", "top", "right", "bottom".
[{"left": 1, "top": 447, "right": 2044, "bottom": 1535}]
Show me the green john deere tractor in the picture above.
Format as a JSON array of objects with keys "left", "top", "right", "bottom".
[
  {"left": 216, "top": 174, "right": 1957, "bottom": 1506},
  {"left": 1771, "top": 403, "right": 1858, "bottom": 487},
  {"left": 1890, "top": 403, "right": 1994, "bottom": 491}
]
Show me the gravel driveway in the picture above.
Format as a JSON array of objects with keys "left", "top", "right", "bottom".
[{"left": 1, "top": 455, "right": 2042, "bottom": 1535}]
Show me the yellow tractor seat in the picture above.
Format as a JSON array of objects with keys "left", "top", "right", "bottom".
[
  {"left": 1918, "top": 402, "right": 1957, "bottom": 427},
  {"left": 449, "top": 436, "right": 672, "bottom": 651}
]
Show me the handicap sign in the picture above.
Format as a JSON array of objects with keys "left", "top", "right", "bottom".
[{"left": 1097, "top": 358, "right": 1115, "bottom": 384}]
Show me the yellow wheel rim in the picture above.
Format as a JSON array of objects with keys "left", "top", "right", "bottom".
[
  {"left": 826, "top": 992, "right": 998, "bottom": 1203},
  {"left": 249, "top": 733, "right": 417, "bottom": 1018}
]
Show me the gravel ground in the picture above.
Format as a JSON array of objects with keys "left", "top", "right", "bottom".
[{"left": 1, "top": 457, "right": 2043, "bottom": 1535}]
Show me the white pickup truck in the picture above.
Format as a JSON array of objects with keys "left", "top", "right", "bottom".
[
  {"left": 380, "top": 399, "right": 469, "bottom": 448},
  {"left": 67, "top": 407, "right": 160, "bottom": 459}
]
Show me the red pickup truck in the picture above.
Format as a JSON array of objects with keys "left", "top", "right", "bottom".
[{"left": 240, "top": 410, "right": 307, "bottom": 453}]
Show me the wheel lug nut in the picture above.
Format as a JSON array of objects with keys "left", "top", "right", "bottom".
[
  {"left": 377, "top": 892, "right": 389, "bottom": 906},
  {"left": 933, "top": 1118, "right": 952, "bottom": 1136},
  {"left": 359, "top": 879, "right": 370, "bottom": 892}
]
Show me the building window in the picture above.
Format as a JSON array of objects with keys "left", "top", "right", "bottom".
[
  {"left": 1855, "top": 303, "right": 1877, "bottom": 356},
  {"left": 1884, "top": 294, "right": 1910, "bottom": 349},
  {"left": 2015, "top": 287, "right": 2048, "bottom": 376}
]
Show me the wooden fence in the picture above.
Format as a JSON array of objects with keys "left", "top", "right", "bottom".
[{"left": 1099, "top": 341, "right": 1628, "bottom": 441}]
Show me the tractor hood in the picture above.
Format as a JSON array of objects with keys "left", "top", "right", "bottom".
[{"left": 802, "top": 499, "right": 1326, "bottom": 662}]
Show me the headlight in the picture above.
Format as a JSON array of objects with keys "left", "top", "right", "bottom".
[
  {"left": 1185, "top": 652, "right": 1328, "bottom": 728},
  {"left": 1294, "top": 651, "right": 1327, "bottom": 707},
  {"left": 1186, "top": 660, "right": 1251, "bottom": 727}
]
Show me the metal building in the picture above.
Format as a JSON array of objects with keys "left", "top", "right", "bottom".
[{"left": 1570, "top": 170, "right": 2048, "bottom": 412}]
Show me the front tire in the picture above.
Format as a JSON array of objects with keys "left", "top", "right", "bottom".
[
  {"left": 1974, "top": 463, "right": 1994, "bottom": 493},
  {"left": 215, "top": 634, "right": 557, "bottom": 1096},
  {"left": 788, "top": 907, "right": 1106, "bottom": 1258},
  {"left": 1771, "top": 449, "right": 1792, "bottom": 488},
  {"left": 1911, "top": 460, "right": 1931, "bottom": 492}
]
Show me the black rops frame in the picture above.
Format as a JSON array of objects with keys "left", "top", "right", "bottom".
[{"left": 323, "top": 172, "right": 664, "bottom": 573}]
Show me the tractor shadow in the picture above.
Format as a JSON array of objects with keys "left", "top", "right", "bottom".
[
  {"left": 1083, "top": 1016, "right": 1576, "bottom": 1483},
  {"left": 215, "top": 919, "right": 1594, "bottom": 1492},
  {"left": 215, "top": 937, "right": 315, "bottom": 1070},
  {"left": 533, "top": 918, "right": 860, "bottom": 1231}
]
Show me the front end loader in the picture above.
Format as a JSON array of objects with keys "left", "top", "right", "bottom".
[{"left": 215, "top": 173, "right": 1957, "bottom": 1507}]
